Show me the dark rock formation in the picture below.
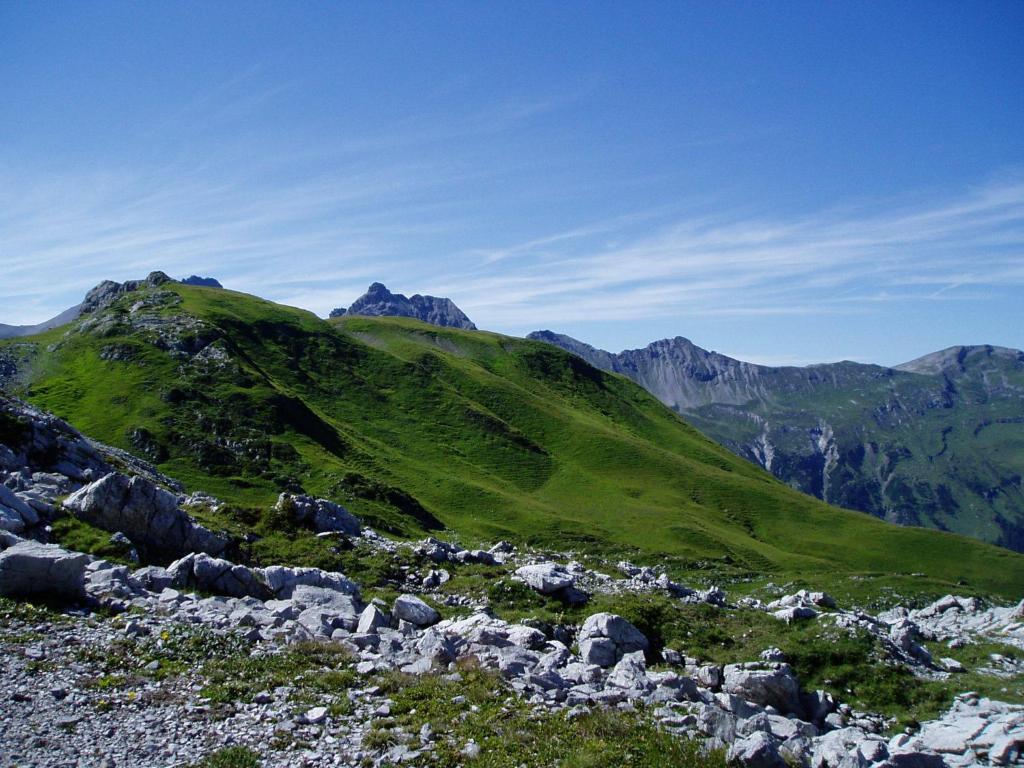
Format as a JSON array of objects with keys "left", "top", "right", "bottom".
[
  {"left": 331, "top": 283, "right": 476, "bottom": 330},
  {"left": 181, "top": 275, "right": 223, "bottom": 288}
]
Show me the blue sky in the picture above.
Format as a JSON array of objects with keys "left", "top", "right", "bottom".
[{"left": 2, "top": 2, "right": 1022, "bottom": 366}]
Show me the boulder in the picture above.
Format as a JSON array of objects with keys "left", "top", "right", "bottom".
[
  {"left": 64, "top": 473, "right": 228, "bottom": 561},
  {"left": 576, "top": 613, "right": 648, "bottom": 667},
  {"left": 579, "top": 612, "right": 648, "bottom": 650},
  {"left": 722, "top": 663, "right": 804, "bottom": 717},
  {"left": 514, "top": 563, "right": 574, "bottom": 594},
  {"left": 579, "top": 637, "right": 618, "bottom": 668},
  {"left": 606, "top": 650, "right": 651, "bottom": 691},
  {"left": 772, "top": 606, "right": 818, "bottom": 623},
  {"left": 261, "top": 565, "right": 360, "bottom": 600},
  {"left": 417, "top": 629, "right": 458, "bottom": 664},
  {"left": 357, "top": 604, "right": 391, "bottom": 634},
  {"left": 185, "top": 553, "right": 268, "bottom": 599},
  {"left": 393, "top": 594, "right": 440, "bottom": 627},
  {"left": 0, "top": 541, "right": 89, "bottom": 599},
  {"left": 276, "top": 493, "right": 360, "bottom": 536},
  {"left": 728, "top": 732, "right": 787, "bottom": 768}
]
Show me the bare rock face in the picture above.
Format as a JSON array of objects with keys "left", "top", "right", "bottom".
[
  {"left": 0, "top": 541, "right": 89, "bottom": 599},
  {"left": 330, "top": 283, "right": 477, "bottom": 330},
  {"left": 0, "top": 485, "right": 40, "bottom": 534},
  {"left": 63, "top": 473, "right": 228, "bottom": 562},
  {"left": 261, "top": 565, "right": 361, "bottom": 600}
]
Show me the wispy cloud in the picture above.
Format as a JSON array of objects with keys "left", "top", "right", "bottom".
[
  {"left": 2, "top": 115, "right": 1022, "bottom": 346},
  {"left": 440, "top": 178, "right": 1024, "bottom": 332}
]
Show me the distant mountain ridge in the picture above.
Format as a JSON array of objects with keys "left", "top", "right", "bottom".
[
  {"left": 0, "top": 304, "right": 83, "bottom": 340},
  {"left": 528, "top": 330, "right": 1024, "bottom": 552},
  {"left": 330, "top": 283, "right": 476, "bottom": 330}
]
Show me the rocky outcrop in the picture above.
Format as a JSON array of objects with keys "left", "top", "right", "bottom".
[
  {"left": 80, "top": 271, "right": 176, "bottom": 315},
  {"left": 276, "top": 493, "right": 361, "bottom": 536},
  {"left": 0, "top": 485, "right": 40, "bottom": 534},
  {"left": 167, "top": 553, "right": 270, "bottom": 599},
  {"left": 331, "top": 282, "right": 477, "bottom": 330},
  {"left": 63, "top": 473, "right": 228, "bottom": 562},
  {"left": 261, "top": 564, "right": 361, "bottom": 600},
  {"left": 1, "top": 393, "right": 181, "bottom": 539},
  {"left": 0, "top": 541, "right": 89, "bottom": 598},
  {"left": 414, "top": 536, "right": 501, "bottom": 565}
]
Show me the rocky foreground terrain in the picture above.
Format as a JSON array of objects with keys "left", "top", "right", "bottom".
[{"left": 2, "top": 395, "right": 1023, "bottom": 767}]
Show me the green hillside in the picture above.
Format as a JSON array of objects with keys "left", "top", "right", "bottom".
[
  {"left": 2, "top": 279, "right": 1021, "bottom": 597},
  {"left": 527, "top": 331, "right": 1024, "bottom": 551}
]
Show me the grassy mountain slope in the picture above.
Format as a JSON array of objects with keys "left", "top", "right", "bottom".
[
  {"left": 528, "top": 332, "right": 1024, "bottom": 552},
  {"left": 2, "top": 280, "right": 1022, "bottom": 597}
]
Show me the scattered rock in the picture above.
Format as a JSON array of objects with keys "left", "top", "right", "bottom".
[{"left": 392, "top": 594, "right": 440, "bottom": 627}]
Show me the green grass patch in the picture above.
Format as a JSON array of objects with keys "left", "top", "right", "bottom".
[
  {"left": 50, "top": 514, "right": 136, "bottom": 565},
  {"left": 369, "top": 664, "right": 725, "bottom": 767},
  {"left": 200, "top": 641, "right": 355, "bottom": 705},
  {"left": 191, "top": 746, "right": 261, "bottom": 768}
]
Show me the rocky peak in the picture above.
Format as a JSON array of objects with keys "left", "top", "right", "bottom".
[
  {"left": 181, "top": 275, "right": 223, "bottom": 289},
  {"left": 330, "top": 283, "right": 477, "bottom": 330},
  {"left": 81, "top": 271, "right": 177, "bottom": 315}
]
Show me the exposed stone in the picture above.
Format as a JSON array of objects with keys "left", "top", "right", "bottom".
[
  {"left": 334, "top": 283, "right": 477, "bottom": 330},
  {"left": 728, "top": 731, "right": 787, "bottom": 768},
  {"left": 261, "top": 565, "right": 360, "bottom": 600},
  {"left": 515, "top": 562, "right": 575, "bottom": 594},
  {"left": 392, "top": 594, "right": 439, "bottom": 627},
  {"left": 357, "top": 604, "right": 391, "bottom": 634},
  {"left": 64, "top": 473, "right": 228, "bottom": 561},
  {"left": 167, "top": 553, "right": 269, "bottom": 599},
  {"left": 0, "top": 541, "right": 89, "bottom": 599},
  {"left": 579, "top": 612, "right": 648, "bottom": 652},
  {"left": 722, "top": 663, "right": 804, "bottom": 718},
  {"left": 276, "top": 493, "right": 361, "bottom": 536}
]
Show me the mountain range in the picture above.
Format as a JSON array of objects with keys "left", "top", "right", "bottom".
[
  {"left": 2, "top": 273, "right": 1019, "bottom": 595},
  {"left": 528, "top": 331, "right": 1024, "bottom": 552}
]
